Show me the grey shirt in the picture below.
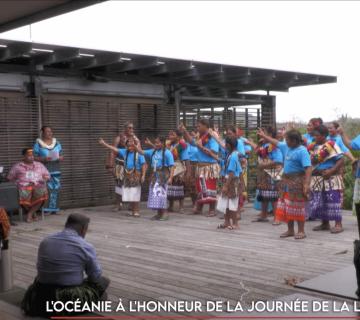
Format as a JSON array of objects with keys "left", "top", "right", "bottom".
[{"left": 37, "top": 228, "right": 102, "bottom": 286}]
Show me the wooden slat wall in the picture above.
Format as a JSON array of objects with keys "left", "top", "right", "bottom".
[
  {"left": 0, "top": 92, "right": 39, "bottom": 175},
  {"left": 41, "top": 94, "right": 177, "bottom": 208}
]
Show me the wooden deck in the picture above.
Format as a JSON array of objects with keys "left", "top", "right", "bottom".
[{"left": 0, "top": 201, "right": 358, "bottom": 319}]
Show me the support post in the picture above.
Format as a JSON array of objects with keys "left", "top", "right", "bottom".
[
  {"left": 175, "top": 90, "right": 181, "bottom": 128},
  {"left": 261, "top": 96, "right": 276, "bottom": 128}
]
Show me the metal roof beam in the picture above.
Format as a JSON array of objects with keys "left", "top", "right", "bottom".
[
  {"left": 34, "top": 48, "right": 80, "bottom": 66},
  {"left": 108, "top": 58, "right": 160, "bottom": 73},
  {"left": 139, "top": 61, "right": 193, "bottom": 76},
  {"left": 0, "top": 43, "right": 32, "bottom": 61},
  {"left": 71, "top": 52, "right": 122, "bottom": 69}
]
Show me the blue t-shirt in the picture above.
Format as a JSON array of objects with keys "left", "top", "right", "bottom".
[
  {"left": 169, "top": 142, "right": 189, "bottom": 161},
  {"left": 241, "top": 137, "right": 253, "bottom": 159},
  {"left": 236, "top": 138, "right": 246, "bottom": 156},
  {"left": 118, "top": 149, "right": 146, "bottom": 171},
  {"left": 263, "top": 143, "right": 283, "bottom": 164},
  {"left": 278, "top": 142, "right": 311, "bottom": 174},
  {"left": 303, "top": 133, "right": 314, "bottom": 146},
  {"left": 351, "top": 135, "right": 360, "bottom": 151},
  {"left": 144, "top": 149, "right": 174, "bottom": 169},
  {"left": 33, "top": 140, "right": 62, "bottom": 159},
  {"left": 328, "top": 135, "right": 349, "bottom": 153},
  {"left": 224, "top": 151, "right": 242, "bottom": 177},
  {"left": 316, "top": 154, "right": 343, "bottom": 170},
  {"left": 187, "top": 144, "right": 198, "bottom": 162},
  {"left": 194, "top": 136, "right": 219, "bottom": 163}
]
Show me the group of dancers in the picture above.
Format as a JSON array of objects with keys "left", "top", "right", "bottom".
[{"left": 99, "top": 118, "right": 360, "bottom": 240}]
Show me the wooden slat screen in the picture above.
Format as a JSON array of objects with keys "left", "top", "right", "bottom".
[
  {"left": 41, "top": 95, "right": 176, "bottom": 208},
  {"left": 0, "top": 93, "right": 39, "bottom": 175}
]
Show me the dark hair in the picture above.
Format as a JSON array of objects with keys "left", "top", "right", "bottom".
[
  {"left": 65, "top": 213, "right": 90, "bottom": 234},
  {"left": 151, "top": 136, "right": 167, "bottom": 168},
  {"left": 22, "top": 148, "right": 32, "bottom": 156},
  {"left": 41, "top": 126, "right": 51, "bottom": 132},
  {"left": 309, "top": 117, "right": 323, "bottom": 127},
  {"left": 285, "top": 129, "right": 303, "bottom": 146},
  {"left": 225, "top": 136, "right": 238, "bottom": 151},
  {"left": 170, "top": 129, "right": 183, "bottom": 138},
  {"left": 331, "top": 121, "right": 340, "bottom": 129},
  {"left": 313, "top": 124, "right": 329, "bottom": 137},
  {"left": 227, "top": 125, "right": 237, "bottom": 134},
  {"left": 198, "top": 119, "right": 210, "bottom": 128},
  {"left": 265, "top": 126, "right": 277, "bottom": 138}
]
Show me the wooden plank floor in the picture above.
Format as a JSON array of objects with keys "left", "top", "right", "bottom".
[{"left": 1, "top": 201, "right": 358, "bottom": 319}]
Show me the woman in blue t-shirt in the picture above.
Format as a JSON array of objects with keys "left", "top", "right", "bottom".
[
  {"left": 249, "top": 127, "right": 283, "bottom": 224},
  {"left": 258, "top": 129, "right": 312, "bottom": 240},
  {"left": 216, "top": 137, "right": 242, "bottom": 230},
  {"left": 307, "top": 125, "right": 345, "bottom": 233},
  {"left": 141, "top": 136, "right": 175, "bottom": 221},
  {"left": 99, "top": 137, "right": 147, "bottom": 217}
]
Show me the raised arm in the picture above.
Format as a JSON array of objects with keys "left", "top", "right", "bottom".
[
  {"left": 178, "top": 123, "right": 193, "bottom": 144},
  {"left": 99, "top": 138, "right": 119, "bottom": 154},
  {"left": 257, "top": 128, "right": 279, "bottom": 146},
  {"left": 337, "top": 127, "right": 352, "bottom": 149}
]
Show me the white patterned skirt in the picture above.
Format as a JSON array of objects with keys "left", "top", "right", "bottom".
[
  {"left": 147, "top": 182, "right": 168, "bottom": 210},
  {"left": 122, "top": 186, "right": 141, "bottom": 202}
]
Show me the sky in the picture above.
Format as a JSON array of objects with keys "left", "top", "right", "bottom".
[{"left": 1, "top": 0, "right": 359, "bottom": 123}]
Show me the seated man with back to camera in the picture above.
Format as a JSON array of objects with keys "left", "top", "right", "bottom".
[{"left": 21, "top": 213, "right": 110, "bottom": 317}]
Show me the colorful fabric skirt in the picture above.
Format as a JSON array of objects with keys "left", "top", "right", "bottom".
[
  {"left": 276, "top": 173, "right": 307, "bottom": 222},
  {"left": 0, "top": 208, "right": 10, "bottom": 240},
  {"left": 186, "top": 161, "right": 198, "bottom": 197},
  {"left": 195, "top": 163, "right": 220, "bottom": 205},
  {"left": 257, "top": 168, "right": 280, "bottom": 202},
  {"left": 19, "top": 185, "right": 48, "bottom": 208},
  {"left": 217, "top": 177, "right": 240, "bottom": 213},
  {"left": 167, "top": 161, "right": 185, "bottom": 200},
  {"left": 253, "top": 190, "right": 273, "bottom": 212},
  {"left": 44, "top": 172, "right": 61, "bottom": 212},
  {"left": 309, "top": 174, "right": 343, "bottom": 222}
]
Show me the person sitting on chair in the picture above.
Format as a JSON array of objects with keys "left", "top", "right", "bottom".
[
  {"left": 7, "top": 148, "right": 50, "bottom": 223},
  {"left": 21, "top": 213, "right": 110, "bottom": 317}
]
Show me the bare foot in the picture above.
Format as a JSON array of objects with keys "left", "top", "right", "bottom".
[{"left": 280, "top": 231, "right": 295, "bottom": 238}]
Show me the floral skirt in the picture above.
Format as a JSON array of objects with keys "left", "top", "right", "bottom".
[
  {"left": 19, "top": 185, "right": 48, "bottom": 208},
  {"left": 276, "top": 173, "right": 307, "bottom": 222},
  {"left": 309, "top": 174, "right": 343, "bottom": 222}
]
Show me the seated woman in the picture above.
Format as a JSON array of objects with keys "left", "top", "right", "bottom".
[
  {"left": 141, "top": 136, "right": 174, "bottom": 221},
  {"left": 99, "top": 137, "right": 147, "bottom": 217},
  {"left": 217, "top": 137, "right": 242, "bottom": 230},
  {"left": 307, "top": 125, "right": 345, "bottom": 233},
  {"left": 0, "top": 207, "right": 10, "bottom": 249},
  {"left": 7, "top": 148, "right": 50, "bottom": 223}
]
